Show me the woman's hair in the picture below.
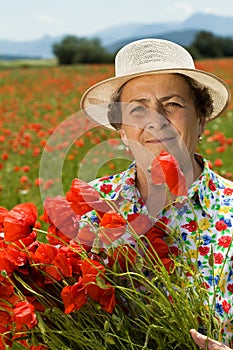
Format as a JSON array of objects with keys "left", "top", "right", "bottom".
[{"left": 107, "top": 74, "right": 214, "bottom": 130}]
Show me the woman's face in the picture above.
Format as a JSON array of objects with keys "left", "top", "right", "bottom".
[{"left": 120, "top": 74, "right": 205, "bottom": 163}]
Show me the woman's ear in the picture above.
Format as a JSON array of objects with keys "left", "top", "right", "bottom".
[{"left": 120, "top": 129, "right": 129, "bottom": 146}]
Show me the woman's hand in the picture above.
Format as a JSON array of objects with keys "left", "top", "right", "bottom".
[{"left": 190, "top": 329, "right": 232, "bottom": 349}]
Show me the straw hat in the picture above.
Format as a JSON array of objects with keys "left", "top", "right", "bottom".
[{"left": 80, "top": 38, "right": 231, "bottom": 129}]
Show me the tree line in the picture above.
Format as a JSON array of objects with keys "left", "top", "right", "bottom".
[
  {"left": 53, "top": 36, "right": 114, "bottom": 65},
  {"left": 53, "top": 31, "right": 233, "bottom": 65}
]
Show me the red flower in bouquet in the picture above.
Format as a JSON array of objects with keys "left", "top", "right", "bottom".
[
  {"left": 108, "top": 244, "right": 138, "bottom": 271},
  {"left": 99, "top": 211, "right": 126, "bottom": 245},
  {"left": 43, "top": 195, "right": 80, "bottom": 244},
  {"left": 142, "top": 225, "right": 174, "bottom": 272},
  {"left": 127, "top": 213, "right": 152, "bottom": 236},
  {"left": 4, "top": 203, "right": 38, "bottom": 242},
  {"left": 0, "top": 206, "right": 8, "bottom": 231},
  {"left": 147, "top": 236, "right": 169, "bottom": 259},
  {"left": 0, "top": 281, "right": 19, "bottom": 335},
  {"left": 77, "top": 225, "right": 96, "bottom": 250},
  {"left": 81, "top": 258, "right": 116, "bottom": 313},
  {"left": 66, "top": 178, "right": 110, "bottom": 216},
  {"left": 95, "top": 284, "right": 116, "bottom": 314},
  {"left": 13, "top": 301, "right": 37, "bottom": 330},
  {"left": 60, "top": 240, "right": 84, "bottom": 275},
  {"left": 81, "top": 258, "right": 106, "bottom": 286},
  {"left": 3, "top": 245, "right": 29, "bottom": 269},
  {"left": 0, "top": 249, "right": 18, "bottom": 276},
  {"left": 150, "top": 150, "right": 187, "bottom": 196},
  {"left": 0, "top": 229, "right": 38, "bottom": 280},
  {"left": 61, "top": 278, "right": 87, "bottom": 314},
  {"left": 32, "top": 243, "right": 73, "bottom": 283}
]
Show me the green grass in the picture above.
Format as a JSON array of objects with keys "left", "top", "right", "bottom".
[{"left": 0, "top": 58, "right": 57, "bottom": 69}]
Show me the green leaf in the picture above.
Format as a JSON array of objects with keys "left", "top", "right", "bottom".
[{"left": 208, "top": 251, "right": 214, "bottom": 267}]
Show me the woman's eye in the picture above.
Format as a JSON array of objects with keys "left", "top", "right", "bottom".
[
  {"left": 130, "top": 105, "right": 146, "bottom": 114},
  {"left": 162, "top": 102, "right": 183, "bottom": 112},
  {"left": 167, "top": 102, "right": 182, "bottom": 107}
]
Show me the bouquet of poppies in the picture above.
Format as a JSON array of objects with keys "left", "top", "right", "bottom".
[{"left": 0, "top": 151, "right": 222, "bottom": 350}]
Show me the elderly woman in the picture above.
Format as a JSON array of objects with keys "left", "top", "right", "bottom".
[{"left": 80, "top": 39, "right": 233, "bottom": 349}]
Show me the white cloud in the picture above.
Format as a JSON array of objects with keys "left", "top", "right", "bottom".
[
  {"left": 35, "top": 14, "right": 56, "bottom": 24},
  {"left": 201, "top": 7, "right": 226, "bottom": 16},
  {"left": 174, "top": 1, "right": 193, "bottom": 16}
]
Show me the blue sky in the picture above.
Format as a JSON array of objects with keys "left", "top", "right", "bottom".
[{"left": 1, "top": 0, "right": 233, "bottom": 41}]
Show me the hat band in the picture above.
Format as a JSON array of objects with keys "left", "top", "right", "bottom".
[{"left": 116, "top": 61, "right": 195, "bottom": 77}]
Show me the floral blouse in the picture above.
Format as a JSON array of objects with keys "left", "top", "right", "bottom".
[{"left": 87, "top": 155, "right": 233, "bottom": 344}]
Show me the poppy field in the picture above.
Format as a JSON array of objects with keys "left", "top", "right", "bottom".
[{"left": 0, "top": 58, "right": 233, "bottom": 215}]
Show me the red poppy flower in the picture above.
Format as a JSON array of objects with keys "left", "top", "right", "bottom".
[
  {"left": 127, "top": 213, "right": 152, "bottom": 236},
  {"left": 81, "top": 259, "right": 115, "bottom": 313},
  {"left": 4, "top": 203, "right": 38, "bottom": 242},
  {"left": 142, "top": 225, "right": 173, "bottom": 272},
  {"left": 97, "top": 284, "right": 115, "bottom": 313},
  {"left": 13, "top": 231, "right": 37, "bottom": 249},
  {"left": 150, "top": 151, "right": 187, "bottom": 196},
  {"left": 0, "top": 310, "right": 11, "bottom": 329},
  {"left": 77, "top": 225, "right": 96, "bottom": 249},
  {"left": 160, "top": 257, "right": 174, "bottom": 273},
  {"left": 60, "top": 241, "right": 83, "bottom": 275},
  {"left": 0, "top": 206, "right": 8, "bottom": 231},
  {"left": 4, "top": 245, "right": 28, "bottom": 269},
  {"left": 81, "top": 258, "right": 105, "bottom": 283},
  {"left": 0, "top": 281, "right": 14, "bottom": 299},
  {"left": 33, "top": 243, "right": 58, "bottom": 264},
  {"left": 43, "top": 196, "right": 80, "bottom": 243},
  {"left": 13, "top": 301, "right": 37, "bottom": 330},
  {"left": 81, "top": 259, "right": 105, "bottom": 296},
  {"left": 147, "top": 237, "right": 169, "bottom": 260},
  {"left": 32, "top": 243, "right": 64, "bottom": 283},
  {"left": 99, "top": 211, "right": 126, "bottom": 244},
  {"left": 61, "top": 278, "right": 87, "bottom": 314},
  {"left": 66, "top": 178, "right": 110, "bottom": 216},
  {"left": 30, "top": 345, "right": 48, "bottom": 350},
  {"left": 26, "top": 296, "right": 45, "bottom": 312},
  {"left": 144, "top": 225, "right": 168, "bottom": 240},
  {"left": 53, "top": 252, "right": 73, "bottom": 278},
  {"left": 108, "top": 244, "right": 137, "bottom": 271},
  {"left": 0, "top": 249, "right": 17, "bottom": 275}
]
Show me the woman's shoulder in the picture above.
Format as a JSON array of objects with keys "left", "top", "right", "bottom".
[
  {"left": 200, "top": 155, "right": 233, "bottom": 194},
  {"left": 214, "top": 169, "right": 233, "bottom": 186}
]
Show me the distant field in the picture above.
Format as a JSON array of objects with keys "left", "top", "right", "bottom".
[
  {"left": 0, "top": 59, "right": 233, "bottom": 215},
  {"left": 0, "top": 58, "right": 57, "bottom": 68}
]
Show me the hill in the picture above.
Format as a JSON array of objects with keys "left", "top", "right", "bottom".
[{"left": 1, "top": 13, "right": 233, "bottom": 59}]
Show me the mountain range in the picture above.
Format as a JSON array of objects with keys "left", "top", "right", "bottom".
[{"left": 1, "top": 12, "right": 233, "bottom": 59}]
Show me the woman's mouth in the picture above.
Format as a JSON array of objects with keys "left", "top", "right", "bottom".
[{"left": 145, "top": 136, "right": 175, "bottom": 144}]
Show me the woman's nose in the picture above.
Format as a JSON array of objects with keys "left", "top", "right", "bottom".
[{"left": 144, "top": 109, "right": 169, "bottom": 131}]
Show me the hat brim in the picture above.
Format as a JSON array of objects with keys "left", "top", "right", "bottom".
[{"left": 80, "top": 68, "right": 231, "bottom": 130}]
